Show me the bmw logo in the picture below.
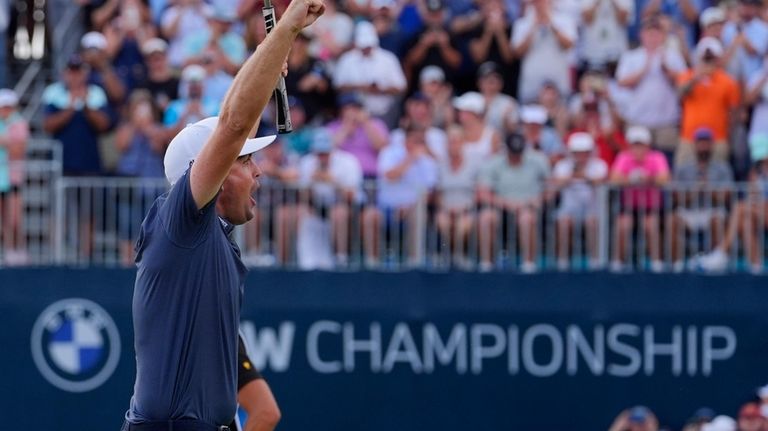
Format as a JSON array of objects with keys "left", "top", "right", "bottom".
[{"left": 31, "top": 298, "right": 121, "bottom": 393}]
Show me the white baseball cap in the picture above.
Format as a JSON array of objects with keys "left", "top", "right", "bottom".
[
  {"left": 699, "top": 7, "right": 726, "bottom": 27},
  {"left": 568, "top": 132, "right": 595, "bottom": 152},
  {"left": 695, "top": 37, "right": 724, "bottom": 59},
  {"left": 142, "top": 38, "right": 168, "bottom": 56},
  {"left": 452, "top": 92, "right": 485, "bottom": 115},
  {"left": 0, "top": 89, "right": 19, "bottom": 107},
  {"left": 164, "top": 116, "right": 276, "bottom": 185},
  {"left": 520, "top": 105, "right": 548, "bottom": 125},
  {"left": 626, "top": 125, "right": 652, "bottom": 144},
  {"left": 420, "top": 65, "right": 445, "bottom": 84},
  {"left": 181, "top": 64, "right": 207, "bottom": 82},
  {"left": 701, "top": 416, "right": 737, "bottom": 431},
  {"left": 81, "top": 31, "right": 107, "bottom": 50},
  {"left": 355, "top": 21, "right": 380, "bottom": 49}
]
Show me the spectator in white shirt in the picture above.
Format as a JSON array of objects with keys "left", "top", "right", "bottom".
[
  {"left": 552, "top": 132, "right": 608, "bottom": 270},
  {"left": 435, "top": 125, "right": 480, "bottom": 268},
  {"left": 160, "top": 0, "right": 210, "bottom": 68},
  {"left": 298, "top": 129, "right": 363, "bottom": 266},
  {"left": 579, "top": 0, "right": 634, "bottom": 70},
  {"left": 615, "top": 15, "right": 686, "bottom": 157},
  {"left": 512, "top": 0, "right": 577, "bottom": 103},
  {"left": 453, "top": 91, "right": 501, "bottom": 163},
  {"left": 363, "top": 124, "right": 438, "bottom": 267},
  {"left": 520, "top": 104, "right": 565, "bottom": 164},
  {"left": 306, "top": 0, "right": 355, "bottom": 63},
  {"left": 418, "top": 65, "right": 455, "bottom": 129},
  {"left": 333, "top": 20, "right": 407, "bottom": 127}
]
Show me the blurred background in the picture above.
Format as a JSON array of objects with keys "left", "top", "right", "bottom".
[{"left": 1, "top": 0, "right": 768, "bottom": 430}]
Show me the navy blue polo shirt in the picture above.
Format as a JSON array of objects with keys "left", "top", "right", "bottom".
[{"left": 126, "top": 169, "right": 247, "bottom": 427}]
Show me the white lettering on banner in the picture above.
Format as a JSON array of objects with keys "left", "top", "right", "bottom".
[
  {"left": 306, "top": 320, "right": 342, "bottom": 373},
  {"left": 522, "top": 324, "right": 563, "bottom": 377},
  {"left": 240, "top": 321, "right": 294, "bottom": 372},
  {"left": 241, "top": 321, "right": 738, "bottom": 377},
  {"left": 470, "top": 324, "right": 506, "bottom": 374},
  {"left": 644, "top": 326, "right": 683, "bottom": 376},
  {"left": 382, "top": 323, "right": 423, "bottom": 372},
  {"left": 606, "top": 324, "right": 642, "bottom": 377},
  {"left": 343, "top": 323, "right": 382, "bottom": 372},
  {"left": 423, "top": 324, "right": 468, "bottom": 374},
  {"left": 702, "top": 326, "right": 737, "bottom": 376},
  {"left": 567, "top": 325, "right": 605, "bottom": 376}
]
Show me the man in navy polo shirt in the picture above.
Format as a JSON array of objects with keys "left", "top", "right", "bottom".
[{"left": 121, "top": 2, "right": 326, "bottom": 431}]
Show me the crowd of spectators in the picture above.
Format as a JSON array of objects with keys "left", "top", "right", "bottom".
[
  {"left": 609, "top": 386, "right": 768, "bottom": 431},
  {"left": 1, "top": 0, "right": 768, "bottom": 271}
]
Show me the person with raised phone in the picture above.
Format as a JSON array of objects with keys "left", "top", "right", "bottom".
[{"left": 121, "top": 2, "right": 325, "bottom": 431}]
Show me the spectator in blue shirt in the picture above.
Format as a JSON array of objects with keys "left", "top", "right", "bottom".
[
  {"left": 721, "top": 0, "right": 768, "bottom": 83},
  {"left": 43, "top": 54, "right": 112, "bottom": 176},
  {"left": 163, "top": 65, "right": 220, "bottom": 138}
]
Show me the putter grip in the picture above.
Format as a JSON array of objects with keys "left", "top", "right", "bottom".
[{"left": 263, "top": 3, "right": 293, "bottom": 134}]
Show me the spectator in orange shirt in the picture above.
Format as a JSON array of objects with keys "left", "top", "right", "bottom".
[{"left": 676, "top": 37, "right": 740, "bottom": 167}]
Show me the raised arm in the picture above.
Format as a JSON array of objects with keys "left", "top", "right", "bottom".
[{"left": 189, "top": 0, "right": 325, "bottom": 208}]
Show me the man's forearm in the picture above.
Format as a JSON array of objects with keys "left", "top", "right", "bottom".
[{"left": 218, "top": 21, "right": 299, "bottom": 140}]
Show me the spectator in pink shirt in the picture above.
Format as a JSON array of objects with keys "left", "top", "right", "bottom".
[
  {"left": 327, "top": 93, "right": 389, "bottom": 180},
  {"left": 610, "top": 125, "right": 670, "bottom": 272}
]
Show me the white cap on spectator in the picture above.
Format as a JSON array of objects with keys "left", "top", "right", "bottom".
[
  {"left": 420, "top": 65, "right": 445, "bottom": 84},
  {"left": 520, "top": 105, "right": 548, "bottom": 125},
  {"left": 81, "top": 31, "right": 107, "bottom": 50},
  {"left": 0, "top": 89, "right": 19, "bottom": 107},
  {"left": 142, "top": 38, "right": 168, "bottom": 55},
  {"left": 206, "top": 6, "right": 237, "bottom": 22},
  {"left": 181, "top": 64, "right": 207, "bottom": 82},
  {"left": 701, "top": 416, "right": 737, "bottom": 431},
  {"left": 164, "top": 116, "right": 276, "bottom": 186},
  {"left": 372, "top": 0, "right": 397, "bottom": 8},
  {"left": 699, "top": 7, "right": 726, "bottom": 27},
  {"left": 452, "top": 92, "right": 485, "bottom": 115},
  {"left": 695, "top": 37, "right": 724, "bottom": 59},
  {"left": 757, "top": 383, "right": 768, "bottom": 398},
  {"left": 626, "top": 125, "right": 652, "bottom": 145},
  {"left": 355, "top": 21, "right": 380, "bottom": 49},
  {"left": 568, "top": 132, "right": 595, "bottom": 152}
]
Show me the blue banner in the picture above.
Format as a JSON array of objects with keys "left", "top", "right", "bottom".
[{"left": 2, "top": 269, "right": 767, "bottom": 430}]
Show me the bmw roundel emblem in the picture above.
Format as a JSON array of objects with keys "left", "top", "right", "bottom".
[{"left": 31, "top": 298, "right": 121, "bottom": 393}]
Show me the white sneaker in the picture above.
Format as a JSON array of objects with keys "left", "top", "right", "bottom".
[
  {"left": 749, "top": 263, "right": 764, "bottom": 275},
  {"left": 650, "top": 260, "right": 664, "bottom": 273},
  {"left": 521, "top": 261, "right": 538, "bottom": 274},
  {"left": 556, "top": 259, "right": 569, "bottom": 271},
  {"left": 697, "top": 249, "right": 728, "bottom": 273},
  {"left": 478, "top": 261, "right": 493, "bottom": 273},
  {"left": 672, "top": 261, "right": 685, "bottom": 273},
  {"left": 587, "top": 259, "right": 604, "bottom": 271},
  {"left": 609, "top": 260, "right": 626, "bottom": 273}
]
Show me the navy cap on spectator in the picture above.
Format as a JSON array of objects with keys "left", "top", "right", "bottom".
[
  {"left": 694, "top": 127, "right": 714, "bottom": 141},
  {"left": 477, "top": 61, "right": 502, "bottom": 79},
  {"left": 66, "top": 53, "right": 85, "bottom": 69},
  {"left": 628, "top": 406, "right": 651, "bottom": 423},
  {"left": 409, "top": 91, "right": 429, "bottom": 103},
  {"left": 338, "top": 92, "right": 364, "bottom": 107},
  {"left": 688, "top": 407, "right": 716, "bottom": 423},
  {"left": 505, "top": 132, "right": 526, "bottom": 154}
]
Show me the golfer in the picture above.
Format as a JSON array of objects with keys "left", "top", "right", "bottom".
[{"left": 121, "top": 2, "right": 325, "bottom": 430}]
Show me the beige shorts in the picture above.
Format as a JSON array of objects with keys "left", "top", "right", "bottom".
[
  {"left": 650, "top": 125, "right": 680, "bottom": 153},
  {"left": 674, "top": 140, "right": 729, "bottom": 167}
]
